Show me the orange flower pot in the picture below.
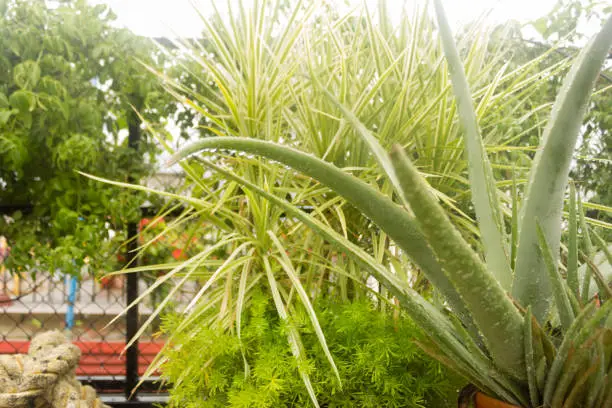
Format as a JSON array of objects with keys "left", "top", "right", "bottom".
[
  {"left": 475, "top": 392, "right": 521, "bottom": 408},
  {"left": 459, "top": 386, "right": 522, "bottom": 408}
]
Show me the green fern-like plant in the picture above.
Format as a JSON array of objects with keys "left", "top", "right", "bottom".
[{"left": 160, "top": 294, "right": 459, "bottom": 408}]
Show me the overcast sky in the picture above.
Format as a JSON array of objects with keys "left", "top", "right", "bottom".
[{"left": 91, "top": 0, "right": 558, "bottom": 38}]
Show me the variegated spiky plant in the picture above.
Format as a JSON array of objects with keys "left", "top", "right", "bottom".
[{"left": 159, "top": 2, "right": 612, "bottom": 406}]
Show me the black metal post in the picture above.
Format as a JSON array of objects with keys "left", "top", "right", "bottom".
[{"left": 125, "top": 113, "right": 141, "bottom": 400}]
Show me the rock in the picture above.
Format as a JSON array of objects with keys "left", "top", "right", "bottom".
[{"left": 0, "top": 331, "right": 111, "bottom": 408}]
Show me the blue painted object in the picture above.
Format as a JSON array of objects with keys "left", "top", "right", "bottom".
[{"left": 65, "top": 275, "right": 78, "bottom": 330}]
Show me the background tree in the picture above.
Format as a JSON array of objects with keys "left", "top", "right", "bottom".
[{"left": 0, "top": 0, "right": 176, "bottom": 275}]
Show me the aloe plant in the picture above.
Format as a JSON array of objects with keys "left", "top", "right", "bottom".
[{"left": 157, "top": 1, "right": 612, "bottom": 406}]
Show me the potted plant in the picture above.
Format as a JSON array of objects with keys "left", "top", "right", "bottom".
[{"left": 163, "top": 1, "right": 612, "bottom": 406}]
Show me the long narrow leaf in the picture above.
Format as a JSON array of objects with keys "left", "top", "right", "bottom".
[
  {"left": 543, "top": 301, "right": 610, "bottom": 404},
  {"left": 586, "top": 338, "right": 607, "bottom": 408},
  {"left": 433, "top": 0, "right": 512, "bottom": 290},
  {"left": 312, "top": 75, "right": 409, "bottom": 205},
  {"left": 535, "top": 222, "right": 575, "bottom": 332},
  {"left": 592, "top": 231, "right": 612, "bottom": 265},
  {"left": 263, "top": 256, "right": 320, "bottom": 408},
  {"left": 268, "top": 230, "right": 342, "bottom": 385},
  {"left": 183, "top": 242, "right": 252, "bottom": 314},
  {"left": 523, "top": 307, "right": 540, "bottom": 407},
  {"left": 512, "top": 15, "right": 612, "bottom": 321},
  {"left": 390, "top": 144, "right": 525, "bottom": 380},
  {"left": 579, "top": 194, "right": 596, "bottom": 303},
  {"left": 79, "top": 171, "right": 232, "bottom": 233},
  {"left": 568, "top": 183, "right": 579, "bottom": 297},
  {"left": 169, "top": 137, "right": 469, "bottom": 318},
  {"left": 194, "top": 156, "right": 480, "bottom": 336},
  {"left": 510, "top": 170, "right": 519, "bottom": 270}
]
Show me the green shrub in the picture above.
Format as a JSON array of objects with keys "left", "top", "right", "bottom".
[{"left": 160, "top": 294, "right": 459, "bottom": 408}]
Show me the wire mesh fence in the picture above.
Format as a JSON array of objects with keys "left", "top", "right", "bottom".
[{"left": 0, "top": 264, "right": 199, "bottom": 406}]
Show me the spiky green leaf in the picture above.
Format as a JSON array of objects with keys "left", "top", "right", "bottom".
[
  {"left": 390, "top": 144, "right": 525, "bottom": 379},
  {"left": 169, "top": 137, "right": 468, "bottom": 317},
  {"left": 433, "top": 0, "right": 512, "bottom": 290},
  {"left": 513, "top": 15, "right": 612, "bottom": 321}
]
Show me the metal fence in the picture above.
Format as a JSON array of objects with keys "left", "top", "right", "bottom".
[{"left": 0, "top": 263, "right": 198, "bottom": 407}]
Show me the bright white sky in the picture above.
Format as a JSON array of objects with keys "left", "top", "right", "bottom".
[{"left": 92, "top": 0, "right": 558, "bottom": 38}]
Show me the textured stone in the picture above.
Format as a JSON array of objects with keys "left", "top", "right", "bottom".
[{"left": 0, "top": 331, "right": 110, "bottom": 408}]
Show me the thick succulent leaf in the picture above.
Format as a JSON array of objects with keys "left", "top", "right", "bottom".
[
  {"left": 553, "top": 343, "right": 599, "bottom": 407},
  {"left": 388, "top": 284, "right": 528, "bottom": 405},
  {"left": 591, "top": 230, "right": 612, "bottom": 300},
  {"left": 524, "top": 307, "right": 541, "bottom": 407},
  {"left": 390, "top": 145, "right": 526, "bottom": 380},
  {"left": 572, "top": 250, "right": 612, "bottom": 305},
  {"left": 195, "top": 156, "right": 480, "bottom": 335},
  {"left": 543, "top": 301, "right": 611, "bottom": 405},
  {"left": 585, "top": 338, "right": 607, "bottom": 408},
  {"left": 574, "top": 336, "right": 612, "bottom": 408},
  {"left": 536, "top": 222, "right": 575, "bottom": 332},
  {"left": 512, "top": 15, "right": 612, "bottom": 322},
  {"left": 169, "top": 137, "right": 469, "bottom": 320},
  {"left": 567, "top": 183, "right": 579, "bottom": 297},
  {"left": 433, "top": 0, "right": 512, "bottom": 290},
  {"left": 581, "top": 254, "right": 612, "bottom": 301},
  {"left": 592, "top": 231, "right": 612, "bottom": 267}
]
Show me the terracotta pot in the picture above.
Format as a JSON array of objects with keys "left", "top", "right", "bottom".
[{"left": 474, "top": 392, "right": 521, "bottom": 408}]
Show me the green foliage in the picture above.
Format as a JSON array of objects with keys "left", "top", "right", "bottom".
[
  {"left": 161, "top": 295, "right": 458, "bottom": 408},
  {"left": 0, "top": 0, "right": 176, "bottom": 275},
  {"left": 84, "top": 1, "right": 612, "bottom": 406},
  {"left": 160, "top": 1, "right": 612, "bottom": 405},
  {"left": 90, "top": 1, "right": 561, "bottom": 402},
  {"left": 531, "top": 0, "right": 611, "bottom": 42},
  {"left": 117, "top": 0, "right": 564, "bottom": 343}
]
